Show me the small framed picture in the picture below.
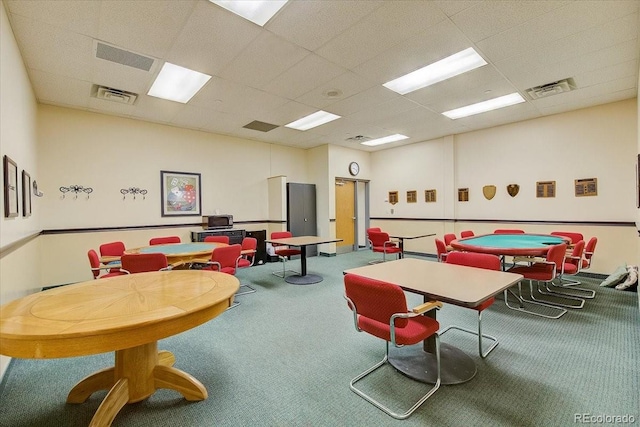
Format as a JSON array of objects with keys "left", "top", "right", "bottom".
[
  {"left": 3, "top": 155, "right": 19, "bottom": 218},
  {"left": 22, "top": 170, "right": 31, "bottom": 217},
  {"left": 160, "top": 170, "right": 202, "bottom": 217}
]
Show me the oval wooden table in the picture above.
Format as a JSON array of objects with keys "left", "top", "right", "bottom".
[
  {"left": 121, "top": 242, "right": 226, "bottom": 267},
  {"left": 0, "top": 270, "right": 239, "bottom": 427}
]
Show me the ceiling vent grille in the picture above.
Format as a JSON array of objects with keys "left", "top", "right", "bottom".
[
  {"left": 346, "top": 135, "right": 371, "bottom": 143},
  {"left": 526, "top": 78, "right": 576, "bottom": 100},
  {"left": 95, "top": 41, "right": 155, "bottom": 72},
  {"left": 243, "top": 120, "right": 279, "bottom": 132},
  {"left": 93, "top": 85, "right": 138, "bottom": 105}
]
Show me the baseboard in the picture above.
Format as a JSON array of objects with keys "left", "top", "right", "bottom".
[{"left": 319, "top": 252, "right": 337, "bottom": 257}]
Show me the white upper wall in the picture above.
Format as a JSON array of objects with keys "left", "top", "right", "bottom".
[
  {"left": 0, "top": 0, "right": 39, "bottom": 246},
  {"left": 36, "top": 105, "right": 309, "bottom": 230}
]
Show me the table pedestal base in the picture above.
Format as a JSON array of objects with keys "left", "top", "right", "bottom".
[
  {"left": 389, "top": 343, "right": 476, "bottom": 385},
  {"left": 285, "top": 273, "right": 323, "bottom": 285},
  {"left": 67, "top": 343, "right": 206, "bottom": 427}
]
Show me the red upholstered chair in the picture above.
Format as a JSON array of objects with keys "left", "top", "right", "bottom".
[
  {"left": 443, "top": 233, "right": 456, "bottom": 247},
  {"left": 87, "top": 250, "right": 127, "bottom": 279},
  {"left": 581, "top": 237, "right": 598, "bottom": 272},
  {"left": 149, "top": 236, "right": 181, "bottom": 245},
  {"left": 368, "top": 231, "right": 402, "bottom": 264},
  {"left": 236, "top": 237, "right": 257, "bottom": 296},
  {"left": 204, "top": 235, "right": 230, "bottom": 244},
  {"left": 551, "top": 240, "right": 595, "bottom": 299},
  {"left": 270, "top": 231, "right": 301, "bottom": 278},
  {"left": 508, "top": 243, "right": 579, "bottom": 317},
  {"left": 120, "top": 253, "right": 171, "bottom": 274},
  {"left": 460, "top": 230, "right": 475, "bottom": 238},
  {"left": 202, "top": 244, "right": 242, "bottom": 309},
  {"left": 366, "top": 227, "right": 396, "bottom": 250},
  {"left": 550, "top": 231, "right": 584, "bottom": 244},
  {"left": 444, "top": 252, "right": 501, "bottom": 358},
  {"left": 493, "top": 229, "right": 525, "bottom": 234},
  {"left": 344, "top": 273, "right": 442, "bottom": 420},
  {"left": 434, "top": 238, "right": 448, "bottom": 262},
  {"left": 99, "top": 241, "right": 126, "bottom": 273}
]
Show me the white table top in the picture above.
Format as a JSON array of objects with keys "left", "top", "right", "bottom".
[
  {"left": 389, "top": 232, "right": 435, "bottom": 240},
  {"left": 266, "top": 236, "right": 342, "bottom": 246},
  {"left": 344, "top": 258, "right": 523, "bottom": 308}
]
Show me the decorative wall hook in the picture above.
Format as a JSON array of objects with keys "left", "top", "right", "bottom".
[
  {"left": 120, "top": 187, "right": 147, "bottom": 200},
  {"left": 60, "top": 185, "right": 93, "bottom": 199},
  {"left": 32, "top": 180, "right": 44, "bottom": 197}
]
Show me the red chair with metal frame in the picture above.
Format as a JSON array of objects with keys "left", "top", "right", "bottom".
[
  {"left": 581, "top": 237, "right": 598, "bottom": 272},
  {"left": 344, "top": 273, "right": 442, "bottom": 420},
  {"left": 434, "top": 238, "right": 448, "bottom": 262},
  {"left": 202, "top": 244, "right": 242, "bottom": 309},
  {"left": 368, "top": 231, "right": 402, "bottom": 264},
  {"left": 508, "top": 243, "right": 583, "bottom": 313},
  {"left": 149, "top": 236, "right": 181, "bottom": 245},
  {"left": 120, "top": 253, "right": 172, "bottom": 274},
  {"left": 87, "top": 250, "right": 127, "bottom": 279},
  {"left": 270, "top": 231, "right": 301, "bottom": 278},
  {"left": 204, "top": 235, "right": 230, "bottom": 244},
  {"left": 460, "top": 230, "right": 475, "bottom": 238},
  {"left": 444, "top": 251, "right": 501, "bottom": 358},
  {"left": 549, "top": 240, "right": 595, "bottom": 299},
  {"left": 550, "top": 231, "right": 584, "bottom": 244},
  {"left": 493, "top": 229, "right": 525, "bottom": 234},
  {"left": 367, "top": 227, "right": 396, "bottom": 249},
  {"left": 99, "top": 241, "right": 126, "bottom": 274},
  {"left": 443, "top": 233, "right": 456, "bottom": 247},
  {"left": 236, "top": 237, "right": 257, "bottom": 296}
]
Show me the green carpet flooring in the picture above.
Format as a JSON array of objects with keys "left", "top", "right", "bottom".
[{"left": 0, "top": 251, "right": 638, "bottom": 427}]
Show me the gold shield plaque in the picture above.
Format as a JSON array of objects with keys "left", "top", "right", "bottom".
[
  {"left": 483, "top": 185, "right": 496, "bottom": 200},
  {"left": 507, "top": 184, "right": 520, "bottom": 197}
]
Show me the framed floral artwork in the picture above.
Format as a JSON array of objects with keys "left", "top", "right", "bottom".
[
  {"left": 22, "top": 170, "right": 31, "bottom": 217},
  {"left": 3, "top": 155, "right": 18, "bottom": 218},
  {"left": 160, "top": 170, "right": 201, "bottom": 217}
]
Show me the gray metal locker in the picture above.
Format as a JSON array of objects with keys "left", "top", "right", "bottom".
[{"left": 287, "top": 183, "right": 317, "bottom": 256}]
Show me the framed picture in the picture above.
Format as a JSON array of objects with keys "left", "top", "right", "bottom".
[
  {"left": 3, "top": 155, "right": 18, "bottom": 218},
  {"left": 22, "top": 170, "right": 31, "bottom": 217},
  {"left": 637, "top": 154, "right": 640, "bottom": 208},
  {"left": 160, "top": 170, "right": 201, "bottom": 217}
]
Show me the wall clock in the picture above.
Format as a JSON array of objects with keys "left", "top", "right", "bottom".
[{"left": 348, "top": 161, "right": 360, "bottom": 176}]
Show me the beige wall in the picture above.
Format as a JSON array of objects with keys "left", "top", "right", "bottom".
[{"left": 370, "top": 100, "right": 638, "bottom": 274}]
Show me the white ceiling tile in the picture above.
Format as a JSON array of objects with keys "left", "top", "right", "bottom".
[
  {"left": 267, "top": 1, "right": 385, "bottom": 51},
  {"left": 295, "top": 72, "right": 377, "bottom": 110},
  {"left": 327, "top": 86, "right": 399, "bottom": 117},
  {"left": 29, "top": 70, "right": 92, "bottom": 108},
  {"left": 6, "top": 0, "right": 101, "bottom": 37}
]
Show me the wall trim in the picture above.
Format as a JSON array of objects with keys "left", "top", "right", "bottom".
[
  {"left": 370, "top": 218, "right": 635, "bottom": 227},
  {"left": 40, "top": 220, "right": 282, "bottom": 235},
  {"left": 0, "top": 231, "right": 40, "bottom": 259}
]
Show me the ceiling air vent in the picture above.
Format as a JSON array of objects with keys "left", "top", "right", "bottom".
[
  {"left": 93, "top": 85, "right": 138, "bottom": 105},
  {"left": 346, "top": 135, "right": 371, "bottom": 143},
  {"left": 243, "top": 120, "right": 279, "bottom": 132},
  {"left": 95, "top": 41, "right": 155, "bottom": 72},
  {"left": 526, "top": 78, "right": 576, "bottom": 100}
]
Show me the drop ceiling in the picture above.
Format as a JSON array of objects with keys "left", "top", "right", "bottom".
[{"left": 4, "top": 0, "right": 639, "bottom": 151}]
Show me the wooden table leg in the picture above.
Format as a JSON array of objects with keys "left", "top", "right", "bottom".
[{"left": 68, "top": 342, "right": 207, "bottom": 427}]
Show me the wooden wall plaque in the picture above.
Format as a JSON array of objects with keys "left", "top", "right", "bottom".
[
  {"left": 536, "top": 181, "right": 555, "bottom": 198},
  {"left": 425, "top": 189, "right": 436, "bottom": 203},
  {"left": 575, "top": 178, "right": 597, "bottom": 197},
  {"left": 458, "top": 188, "right": 469, "bottom": 202},
  {"left": 406, "top": 190, "right": 417, "bottom": 203},
  {"left": 388, "top": 191, "right": 398, "bottom": 205}
]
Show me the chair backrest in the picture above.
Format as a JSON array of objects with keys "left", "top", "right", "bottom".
[
  {"left": 584, "top": 237, "right": 597, "bottom": 261},
  {"left": 546, "top": 244, "right": 568, "bottom": 276},
  {"left": 204, "top": 235, "right": 230, "bottom": 244},
  {"left": 366, "top": 227, "right": 381, "bottom": 240},
  {"left": 368, "top": 231, "right": 390, "bottom": 247},
  {"left": 87, "top": 249, "right": 101, "bottom": 279},
  {"left": 566, "top": 240, "right": 585, "bottom": 267},
  {"left": 121, "top": 253, "right": 168, "bottom": 274},
  {"left": 149, "top": 236, "right": 181, "bottom": 245},
  {"left": 211, "top": 244, "right": 242, "bottom": 274},
  {"left": 241, "top": 237, "right": 257, "bottom": 252},
  {"left": 99, "top": 241, "right": 125, "bottom": 257},
  {"left": 446, "top": 251, "right": 501, "bottom": 271},
  {"left": 443, "top": 233, "right": 457, "bottom": 246},
  {"left": 550, "top": 231, "right": 584, "bottom": 244},
  {"left": 493, "top": 229, "right": 525, "bottom": 234},
  {"left": 271, "top": 231, "right": 293, "bottom": 240},
  {"left": 434, "top": 238, "right": 447, "bottom": 262},
  {"left": 344, "top": 273, "right": 409, "bottom": 331},
  {"left": 460, "top": 230, "right": 475, "bottom": 238}
]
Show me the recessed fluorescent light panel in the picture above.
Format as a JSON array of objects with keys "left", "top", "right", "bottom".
[
  {"left": 209, "top": 0, "right": 288, "bottom": 26},
  {"left": 285, "top": 111, "right": 341, "bottom": 131},
  {"left": 361, "top": 134, "right": 409, "bottom": 147},
  {"left": 442, "top": 93, "right": 525, "bottom": 119},
  {"left": 148, "top": 62, "right": 211, "bottom": 103},
  {"left": 383, "top": 47, "right": 487, "bottom": 95}
]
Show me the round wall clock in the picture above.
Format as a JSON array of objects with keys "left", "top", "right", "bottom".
[{"left": 348, "top": 161, "right": 360, "bottom": 176}]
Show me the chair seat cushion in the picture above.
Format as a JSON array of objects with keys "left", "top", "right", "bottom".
[
  {"left": 202, "top": 265, "right": 236, "bottom": 275},
  {"left": 473, "top": 297, "right": 494, "bottom": 312},
  {"left": 102, "top": 271, "right": 128, "bottom": 279},
  {"left": 562, "top": 263, "right": 578, "bottom": 274},
  {"left": 372, "top": 246, "right": 402, "bottom": 254},
  {"left": 237, "top": 259, "right": 251, "bottom": 268},
  {"left": 275, "top": 249, "right": 301, "bottom": 257},
  {"left": 509, "top": 264, "right": 555, "bottom": 281},
  {"left": 358, "top": 315, "right": 439, "bottom": 346}
]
